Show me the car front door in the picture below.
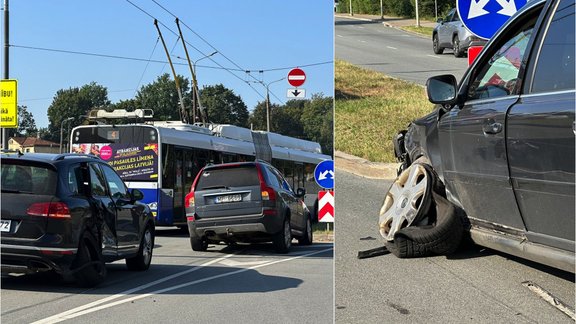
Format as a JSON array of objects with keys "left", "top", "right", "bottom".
[
  {"left": 100, "top": 164, "right": 141, "bottom": 253},
  {"left": 88, "top": 163, "right": 117, "bottom": 257},
  {"left": 437, "top": 5, "right": 543, "bottom": 230},
  {"left": 507, "top": 0, "right": 575, "bottom": 252},
  {"left": 438, "top": 9, "right": 455, "bottom": 46}
]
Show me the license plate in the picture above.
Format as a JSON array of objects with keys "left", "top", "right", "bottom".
[
  {"left": 215, "top": 194, "right": 242, "bottom": 204},
  {"left": 0, "top": 220, "right": 11, "bottom": 232}
]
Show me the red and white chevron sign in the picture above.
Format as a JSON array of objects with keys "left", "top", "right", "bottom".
[{"left": 318, "top": 191, "right": 334, "bottom": 223}]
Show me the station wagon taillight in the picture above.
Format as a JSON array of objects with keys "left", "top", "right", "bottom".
[
  {"left": 255, "top": 164, "right": 276, "bottom": 202},
  {"left": 185, "top": 192, "right": 195, "bottom": 208},
  {"left": 26, "top": 202, "right": 71, "bottom": 219}
]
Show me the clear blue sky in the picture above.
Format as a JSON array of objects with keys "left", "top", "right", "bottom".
[{"left": 1, "top": 0, "right": 334, "bottom": 129}]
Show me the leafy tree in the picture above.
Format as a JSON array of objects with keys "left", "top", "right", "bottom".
[
  {"left": 248, "top": 101, "right": 284, "bottom": 132},
  {"left": 136, "top": 73, "right": 191, "bottom": 122},
  {"left": 200, "top": 84, "right": 249, "bottom": 127},
  {"left": 15, "top": 105, "right": 37, "bottom": 137},
  {"left": 46, "top": 82, "right": 110, "bottom": 142},
  {"left": 301, "top": 94, "right": 333, "bottom": 155},
  {"left": 274, "top": 100, "right": 305, "bottom": 138}
]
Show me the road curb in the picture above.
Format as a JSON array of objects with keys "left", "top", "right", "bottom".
[{"left": 335, "top": 151, "right": 398, "bottom": 180}]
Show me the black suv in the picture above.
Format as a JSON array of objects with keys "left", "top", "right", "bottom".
[
  {"left": 1, "top": 153, "right": 155, "bottom": 286},
  {"left": 382, "top": 0, "right": 575, "bottom": 272},
  {"left": 185, "top": 161, "right": 313, "bottom": 253}
]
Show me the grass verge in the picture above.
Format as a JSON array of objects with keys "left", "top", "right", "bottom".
[
  {"left": 335, "top": 60, "right": 434, "bottom": 162},
  {"left": 399, "top": 26, "right": 434, "bottom": 37}
]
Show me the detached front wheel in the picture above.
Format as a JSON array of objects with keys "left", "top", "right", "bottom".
[{"left": 379, "top": 163, "right": 463, "bottom": 258}]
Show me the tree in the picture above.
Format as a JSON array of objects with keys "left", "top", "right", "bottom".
[
  {"left": 46, "top": 82, "right": 110, "bottom": 142},
  {"left": 200, "top": 84, "right": 249, "bottom": 127},
  {"left": 301, "top": 94, "right": 333, "bottom": 155},
  {"left": 15, "top": 105, "right": 37, "bottom": 137},
  {"left": 248, "top": 100, "right": 283, "bottom": 132},
  {"left": 136, "top": 73, "right": 191, "bottom": 122}
]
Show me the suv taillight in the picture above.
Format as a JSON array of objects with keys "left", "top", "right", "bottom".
[
  {"left": 26, "top": 202, "right": 71, "bottom": 219},
  {"left": 185, "top": 192, "right": 195, "bottom": 208},
  {"left": 256, "top": 164, "right": 276, "bottom": 201}
]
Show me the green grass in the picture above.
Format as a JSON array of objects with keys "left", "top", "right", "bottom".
[
  {"left": 399, "top": 26, "right": 434, "bottom": 37},
  {"left": 313, "top": 222, "right": 333, "bottom": 235},
  {"left": 335, "top": 60, "right": 434, "bottom": 162}
]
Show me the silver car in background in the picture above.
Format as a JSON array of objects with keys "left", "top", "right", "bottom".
[{"left": 432, "top": 8, "right": 486, "bottom": 57}]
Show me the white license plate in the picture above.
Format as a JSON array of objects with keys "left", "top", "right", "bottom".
[
  {"left": 0, "top": 220, "right": 11, "bottom": 232},
  {"left": 215, "top": 194, "right": 242, "bottom": 204}
]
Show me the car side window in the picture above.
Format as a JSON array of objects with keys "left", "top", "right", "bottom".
[
  {"left": 101, "top": 164, "right": 129, "bottom": 199},
  {"left": 68, "top": 164, "right": 86, "bottom": 195},
  {"left": 530, "top": 0, "right": 575, "bottom": 93},
  {"left": 452, "top": 10, "right": 460, "bottom": 22},
  {"left": 445, "top": 9, "right": 454, "bottom": 22},
  {"left": 467, "top": 16, "right": 537, "bottom": 101},
  {"left": 89, "top": 163, "right": 107, "bottom": 197},
  {"left": 263, "top": 166, "right": 281, "bottom": 188}
]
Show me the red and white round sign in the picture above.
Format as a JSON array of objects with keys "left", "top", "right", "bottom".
[{"left": 287, "top": 68, "right": 306, "bottom": 87}]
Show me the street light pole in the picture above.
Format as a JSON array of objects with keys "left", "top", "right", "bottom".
[
  {"left": 3, "top": 0, "right": 10, "bottom": 150},
  {"left": 263, "top": 77, "right": 285, "bottom": 132},
  {"left": 192, "top": 51, "right": 217, "bottom": 123},
  {"left": 59, "top": 117, "right": 74, "bottom": 153}
]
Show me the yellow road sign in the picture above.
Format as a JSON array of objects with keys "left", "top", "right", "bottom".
[{"left": 1, "top": 79, "right": 18, "bottom": 128}]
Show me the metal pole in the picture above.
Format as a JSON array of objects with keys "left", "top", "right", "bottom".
[
  {"left": 435, "top": 0, "right": 438, "bottom": 22},
  {"left": 265, "top": 88, "right": 270, "bottom": 132},
  {"left": 192, "top": 51, "right": 216, "bottom": 124},
  {"left": 3, "top": 0, "right": 9, "bottom": 150},
  {"left": 154, "top": 19, "right": 188, "bottom": 123},
  {"left": 380, "top": 0, "right": 384, "bottom": 20},
  {"left": 59, "top": 117, "right": 73, "bottom": 153},
  {"left": 415, "top": 0, "right": 420, "bottom": 27},
  {"left": 349, "top": 0, "right": 353, "bottom": 16}
]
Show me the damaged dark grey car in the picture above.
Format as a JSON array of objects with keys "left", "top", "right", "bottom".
[{"left": 380, "top": 0, "right": 575, "bottom": 273}]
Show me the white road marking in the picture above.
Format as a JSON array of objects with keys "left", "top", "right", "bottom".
[
  {"left": 337, "top": 34, "right": 343, "bottom": 37},
  {"left": 219, "top": 259, "right": 270, "bottom": 267},
  {"left": 387, "top": 46, "right": 398, "bottom": 50},
  {"left": 359, "top": 40, "right": 366, "bottom": 43},
  {"left": 31, "top": 253, "right": 236, "bottom": 324},
  {"left": 427, "top": 55, "right": 441, "bottom": 59},
  {"left": 33, "top": 247, "right": 333, "bottom": 323}
]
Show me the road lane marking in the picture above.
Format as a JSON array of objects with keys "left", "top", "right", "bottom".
[
  {"left": 337, "top": 34, "right": 343, "bottom": 37},
  {"left": 219, "top": 259, "right": 270, "bottom": 267},
  {"left": 427, "top": 55, "right": 441, "bottom": 59},
  {"left": 387, "top": 46, "right": 397, "bottom": 50},
  {"left": 33, "top": 247, "right": 333, "bottom": 323},
  {"left": 31, "top": 253, "right": 237, "bottom": 324},
  {"left": 358, "top": 40, "right": 366, "bottom": 43}
]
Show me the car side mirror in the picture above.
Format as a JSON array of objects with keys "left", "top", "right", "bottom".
[
  {"left": 437, "top": 18, "right": 443, "bottom": 24},
  {"left": 426, "top": 75, "right": 458, "bottom": 105},
  {"left": 131, "top": 188, "right": 144, "bottom": 202},
  {"left": 296, "top": 188, "right": 306, "bottom": 198}
]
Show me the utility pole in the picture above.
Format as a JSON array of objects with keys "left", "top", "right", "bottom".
[
  {"left": 262, "top": 77, "right": 284, "bottom": 132},
  {"left": 154, "top": 19, "right": 188, "bottom": 124},
  {"left": 191, "top": 52, "right": 216, "bottom": 124},
  {"left": 349, "top": 0, "right": 353, "bottom": 16},
  {"left": 415, "top": 0, "right": 421, "bottom": 27},
  {"left": 2, "top": 0, "right": 9, "bottom": 150},
  {"left": 380, "top": 0, "right": 384, "bottom": 20}
]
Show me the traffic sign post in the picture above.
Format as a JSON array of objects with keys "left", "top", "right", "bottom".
[
  {"left": 457, "top": 0, "right": 528, "bottom": 39},
  {"left": 0, "top": 79, "right": 18, "bottom": 128},
  {"left": 287, "top": 68, "right": 306, "bottom": 87}
]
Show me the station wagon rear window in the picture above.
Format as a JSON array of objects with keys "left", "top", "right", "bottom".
[{"left": 196, "top": 166, "right": 260, "bottom": 190}]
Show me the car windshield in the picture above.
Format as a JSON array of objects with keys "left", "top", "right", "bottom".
[
  {"left": 196, "top": 166, "right": 260, "bottom": 190},
  {"left": 1, "top": 162, "right": 57, "bottom": 195}
]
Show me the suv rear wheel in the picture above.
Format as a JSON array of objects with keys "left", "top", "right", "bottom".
[
  {"left": 453, "top": 35, "right": 464, "bottom": 57},
  {"left": 73, "top": 232, "right": 106, "bottom": 287},
  {"left": 191, "top": 236, "right": 208, "bottom": 251},
  {"left": 298, "top": 216, "right": 313, "bottom": 245},
  {"left": 273, "top": 217, "right": 292, "bottom": 253}
]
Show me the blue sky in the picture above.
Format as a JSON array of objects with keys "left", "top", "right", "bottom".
[{"left": 2, "top": 0, "right": 334, "bottom": 129}]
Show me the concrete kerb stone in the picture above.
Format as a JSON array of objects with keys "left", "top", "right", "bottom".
[
  {"left": 335, "top": 151, "right": 399, "bottom": 180},
  {"left": 335, "top": 13, "right": 435, "bottom": 39}
]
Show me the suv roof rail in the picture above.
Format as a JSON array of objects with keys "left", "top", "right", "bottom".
[
  {"left": 53, "top": 153, "right": 101, "bottom": 161},
  {"left": 1, "top": 149, "right": 23, "bottom": 156}
]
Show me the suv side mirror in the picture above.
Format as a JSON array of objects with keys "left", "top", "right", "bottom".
[
  {"left": 131, "top": 188, "right": 144, "bottom": 202},
  {"left": 437, "top": 18, "right": 443, "bottom": 24},
  {"left": 296, "top": 188, "right": 306, "bottom": 198},
  {"left": 426, "top": 75, "right": 458, "bottom": 105}
]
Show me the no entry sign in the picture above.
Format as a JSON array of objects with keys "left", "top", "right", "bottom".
[{"left": 287, "top": 68, "right": 306, "bottom": 87}]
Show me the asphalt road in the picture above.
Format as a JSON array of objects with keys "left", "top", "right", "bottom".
[
  {"left": 335, "top": 170, "right": 575, "bottom": 323},
  {"left": 1, "top": 229, "right": 333, "bottom": 324},
  {"left": 335, "top": 17, "right": 469, "bottom": 85}
]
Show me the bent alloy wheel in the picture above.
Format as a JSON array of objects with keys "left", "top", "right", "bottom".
[{"left": 379, "top": 163, "right": 433, "bottom": 242}]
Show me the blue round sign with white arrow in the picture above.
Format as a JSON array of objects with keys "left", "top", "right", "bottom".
[
  {"left": 314, "top": 160, "right": 334, "bottom": 189},
  {"left": 457, "top": 0, "right": 528, "bottom": 40}
]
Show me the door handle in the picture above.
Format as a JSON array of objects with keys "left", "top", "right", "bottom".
[{"left": 483, "top": 121, "right": 503, "bottom": 135}]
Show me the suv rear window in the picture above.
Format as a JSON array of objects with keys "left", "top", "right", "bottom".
[
  {"left": 1, "top": 163, "right": 57, "bottom": 195},
  {"left": 196, "top": 166, "right": 260, "bottom": 190}
]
